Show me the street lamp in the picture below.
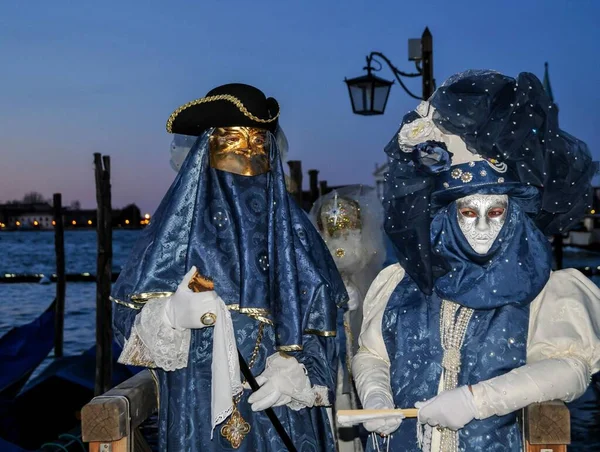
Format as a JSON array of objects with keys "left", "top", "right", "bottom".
[
  {"left": 345, "top": 27, "right": 434, "bottom": 116},
  {"left": 345, "top": 70, "right": 394, "bottom": 116}
]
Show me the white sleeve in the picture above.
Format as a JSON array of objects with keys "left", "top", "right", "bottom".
[
  {"left": 471, "top": 269, "right": 600, "bottom": 419},
  {"left": 118, "top": 297, "right": 191, "bottom": 371},
  {"left": 352, "top": 264, "right": 405, "bottom": 404},
  {"left": 527, "top": 269, "right": 600, "bottom": 375}
]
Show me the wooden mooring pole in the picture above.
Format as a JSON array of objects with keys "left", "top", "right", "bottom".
[
  {"left": 94, "top": 153, "right": 113, "bottom": 396},
  {"left": 553, "top": 233, "right": 564, "bottom": 270},
  {"left": 287, "top": 160, "right": 303, "bottom": 205},
  {"left": 53, "top": 193, "right": 66, "bottom": 358}
]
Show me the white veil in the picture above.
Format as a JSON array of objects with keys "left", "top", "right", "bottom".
[{"left": 309, "top": 184, "right": 386, "bottom": 297}]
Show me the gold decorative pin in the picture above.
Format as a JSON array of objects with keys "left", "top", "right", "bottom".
[{"left": 221, "top": 404, "right": 251, "bottom": 449}]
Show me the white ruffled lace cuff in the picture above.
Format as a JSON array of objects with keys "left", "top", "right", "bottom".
[
  {"left": 287, "top": 369, "right": 315, "bottom": 410},
  {"left": 286, "top": 383, "right": 330, "bottom": 410},
  {"left": 118, "top": 297, "right": 191, "bottom": 371},
  {"left": 313, "top": 385, "right": 330, "bottom": 407}
]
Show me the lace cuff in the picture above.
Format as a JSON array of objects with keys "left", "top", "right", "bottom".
[
  {"left": 118, "top": 297, "right": 191, "bottom": 371},
  {"left": 313, "top": 385, "right": 330, "bottom": 406},
  {"left": 285, "top": 363, "right": 316, "bottom": 411},
  {"left": 287, "top": 385, "right": 331, "bottom": 410}
]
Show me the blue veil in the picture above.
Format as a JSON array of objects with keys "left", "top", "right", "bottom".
[
  {"left": 112, "top": 129, "right": 347, "bottom": 350},
  {"left": 383, "top": 70, "right": 597, "bottom": 301}
]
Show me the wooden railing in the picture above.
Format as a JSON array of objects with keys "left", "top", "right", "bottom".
[
  {"left": 522, "top": 400, "right": 570, "bottom": 452},
  {"left": 81, "top": 370, "right": 157, "bottom": 452},
  {"left": 81, "top": 370, "right": 570, "bottom": 451}
]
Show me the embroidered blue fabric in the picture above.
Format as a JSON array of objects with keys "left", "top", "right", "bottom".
[
  {"left": 112, "top": 130, "right": 347, "bottom": 348},
  {"left": 383, "top": 70, "right": 597, "bottom": 295},
  {"left": 114, "top": 304, "right": 337, "bottom": 451},
  {"left": 369, "top": 70, "right": 587, "bottom": 451},
  {"left": 431, "top": 192, "right": 552, "bottom": 309},
  {"left": 112, "top": 129, "right": 347, "bottom": 450},
  {"left": 376, "top": 278, "right": 529, "bottom": 451},
  {"left": 368, "top": 197, "right": 550, "bottom": 451}
]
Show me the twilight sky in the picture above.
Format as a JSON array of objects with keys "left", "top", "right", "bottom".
[{"left": 1, "top": 0, "right": 598, "bottom": 214}]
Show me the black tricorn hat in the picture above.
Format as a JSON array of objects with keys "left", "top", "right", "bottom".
[{"left": 166, "top": 83, "right": 280, "bottom": 136}]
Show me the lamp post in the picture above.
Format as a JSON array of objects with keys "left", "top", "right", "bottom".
[{"left": 345, "top": 27, "right": 434, "bottom": 116}]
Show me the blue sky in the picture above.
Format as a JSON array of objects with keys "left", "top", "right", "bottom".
[{"left": 1, "top": 0, "right": 598, "bottom": 213}]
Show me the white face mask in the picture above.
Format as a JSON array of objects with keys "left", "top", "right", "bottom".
[{"left": 456, "top": 194, "right": 508, "bottom": 254}]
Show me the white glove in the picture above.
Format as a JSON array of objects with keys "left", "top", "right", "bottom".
[
  {"left": 415, "top": 386, "right": 477, "bottom": 430},
  {"left": 163, "top": 266, "right": 219, "bottom": 330},
  {"left": 470, "top": 357, "right": 590, "bottom": 419},
  {"left": 362, "top": 392, "right": 404, "bottom": 435},
  {"left": 353, "top": 351, "right": 401, "bottom": 434},
  {"left": 247, "top": 353, "right": 315, "bottom": 412}
]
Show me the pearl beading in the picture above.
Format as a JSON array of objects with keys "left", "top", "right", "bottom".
[{"left": 438, "top": 300, "right": 474, "bottom": 452}]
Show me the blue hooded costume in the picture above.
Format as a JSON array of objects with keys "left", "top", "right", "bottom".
[
  {"left": 359, "top": 70, "right": 597, "bottom": 451},
  {"left": 111, "top": 84, "right": 347, "bottom": 451}
]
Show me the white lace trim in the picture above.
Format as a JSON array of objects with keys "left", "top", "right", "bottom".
[
  {"left": 211, "top": 299, "right": 243, "bottom": 437},
  {"left": 286, "top": 364, "right": 315, "bottom": 411},
  {"left": 313, "top": 385, "right": 330, "bottom": 407},
  {"left": 213, "top": 405, "right": 235, "bottom": 432},
  {"left": 118, "top": 297, "right": 190, "bottom": 371}
]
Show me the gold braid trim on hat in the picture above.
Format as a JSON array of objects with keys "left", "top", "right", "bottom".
[{"left": 166, "top": 94, "right": 280, "bottom": 133}]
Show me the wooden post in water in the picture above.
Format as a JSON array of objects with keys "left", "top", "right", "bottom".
[
  {"left": 287, "top": 160, "right": 303, "bottom": 205},
  {"left": 53, "top": 193, "right": 66, "bottom": 358},
  {"left": 553, "top": 234, "right": 564, "bottom": 270},
  {"left": 94, "top": 153, "right": 113, "bottom": 396}
]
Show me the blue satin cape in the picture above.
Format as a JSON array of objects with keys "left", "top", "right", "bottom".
[{"left": 112, "top": 130, "right": 346, "bottom": 348}]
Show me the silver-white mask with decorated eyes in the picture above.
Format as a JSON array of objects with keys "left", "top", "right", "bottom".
[{"left": 456, "top": 194, "right": 508, "bottom": 254}]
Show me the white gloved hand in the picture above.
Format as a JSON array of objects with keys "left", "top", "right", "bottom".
[
  {"left": 247, "top": 353, "right": 314, "bottom": 412},
  {"left": 163, "top": 266, "right": 219, "bottom": 330},
  {"left": 362, "top": 392, "right": 404, "bottom": 435},
  {"left": 415, "top": 386, "right": 477, "bottom": 430}
]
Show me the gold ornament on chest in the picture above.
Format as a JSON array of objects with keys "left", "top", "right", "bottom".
[{"left": 221, "top": 321, "right": 265, "bottom": 448}]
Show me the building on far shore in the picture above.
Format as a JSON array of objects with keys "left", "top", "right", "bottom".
[
  {"left": 373, "top": 162, "right": 388, "bottom": 200},
  {"left": 0, "top": 202, "right": 147, "bottom": 230}
]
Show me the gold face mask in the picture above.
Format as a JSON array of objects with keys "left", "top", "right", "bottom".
[
  {"left": 209, "top": 127, "right": 270, "bottom": 176},
  {"left": 317, "top": 193, "right": 362, "bottom": 239}
]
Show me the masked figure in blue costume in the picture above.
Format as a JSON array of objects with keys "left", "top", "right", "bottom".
[
  {"left": 111, "top": 83, "right": 347, "bottom": 451},
  {"left": 351, "top": 70, "right": 600, "bottom": 451}
]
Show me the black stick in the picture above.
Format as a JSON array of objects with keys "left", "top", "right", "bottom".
[{"left": 237, "top": 350, "right": 298, "bottom": 452}]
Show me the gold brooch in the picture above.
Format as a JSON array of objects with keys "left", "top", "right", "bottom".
[{"left": 221, "top": 405, "right": 251, "bottom": 448}]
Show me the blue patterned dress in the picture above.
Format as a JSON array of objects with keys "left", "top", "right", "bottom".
[{"left": 112, "top": 132, "right": 347, "bottom": 451}]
